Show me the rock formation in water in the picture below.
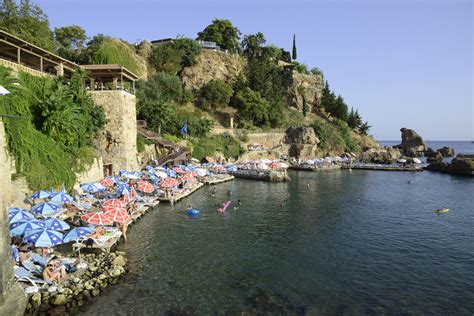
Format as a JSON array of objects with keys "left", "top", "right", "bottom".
[
  {"left": 282, "top": 127, "right": 319, "bottom": 159},
  {"left": 398, "top": 128, "right": 427, "bottom": 157},
  {"left": 437, "top": 146, "right": 455, "bottom": 157},
  {"left": 358, "top": 147, "right": 401, "bottom": 164},
  {"left": 426, "top": 154, "right": 474, "bottom": 176}
]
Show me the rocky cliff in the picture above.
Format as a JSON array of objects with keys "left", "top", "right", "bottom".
[
  {"left": 398, "top": 128, "right": 427, "bottom": 157},
  {"left": 286, "top": 73, "right": 323, "bottom": 113},
  {"left": 181, "top": 50, "right": 246, "bottom": 91}
]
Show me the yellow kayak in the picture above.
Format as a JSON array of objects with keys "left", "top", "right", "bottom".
[{"left": 434, "top": 208, "right": 449, "bottom": 213}]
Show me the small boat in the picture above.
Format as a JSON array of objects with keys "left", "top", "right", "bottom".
[
  {"left": 187, "top": 209, "right": 200, "bottom": 217},
  {"left": 434, "top": 208, "right": 449, "bottom": 213}
]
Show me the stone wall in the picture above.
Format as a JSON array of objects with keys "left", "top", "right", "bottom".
[
  {"left": 0, "top": 121, "right": 27, "bottom": 315},
  {"left": 73, "top": 157, "right": 104, "bottom": 192},
  {"left": 89, "top": 91, "right": 139, "bottom": 172},
  {"left": 0, "top": 58, "right": 53, "bottom": 79}
]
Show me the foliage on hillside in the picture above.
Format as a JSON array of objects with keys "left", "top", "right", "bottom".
[
  {"left": 0, "top": 66, "right": 105, "bottom": 190},
  {"left": 312, "top": 117, "right": 360, "bottom": 153},
  {"left": 90, "top": 38, "right": 144, "bottom": 77},
  {"left": 0, "top": 0, "right": 56, "bottom": 51},
  {"left": 197, "top": 19, "right": 241, "bottom": 53},
  {"left": 191, "top": 134, "right": 244, "bottom": 161},
  {"left": 151, "top": 38, "right": 202, "bottom": 75}
]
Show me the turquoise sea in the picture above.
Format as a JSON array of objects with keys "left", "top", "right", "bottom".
[{"left": 79, "top": 150, "right": 474, "bottom": 315}]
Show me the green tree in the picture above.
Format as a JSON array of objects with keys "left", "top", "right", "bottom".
[
  {"left": 347, "top": 108, "right": 362, "bottom": 129},
  {"left": 91, "top": 38, "right": 142, "bottom": 76},
  {"left": 151, "top": 38, "right": 201, "bottom": 75},
  {"left": 359, "top": 121, "right": 371, "bottom": 135},
  {"left": 241, "top": 32, "right": 266, "bottom": 56},
  {"left": 310, "top": 67, "right": 324, "bottom": 79},
  {"left": 0, "top": 0, "right": 56, "bottom": 51},
  {"left": 136, "top": 73, "right": 180, "bottom": 133},
  {"left": 232, "top": 87, "right": 271, "bottom": 126},
  {"left": 54, "top": 25, "right": 87, "bottom": 62},
  {"left": 199, "top": 79, "right": 233, "bottom": 110},
  {"left": 292, "top": 34, "right": 297, "bottom": 60},
  {"left": 197, "top": 19, "right": 241, "bottom": 53}
]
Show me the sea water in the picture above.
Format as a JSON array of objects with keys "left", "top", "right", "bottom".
[{"left": 80, "top": 168, "right": 474, "bottom": 315}]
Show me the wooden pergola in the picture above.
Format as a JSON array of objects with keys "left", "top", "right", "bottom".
[
  {"left": 0, "top": 30, "right": 77, "bottom": 77},
  {"left": 82, "top": 64, "right": 139, "bottom": 95}
]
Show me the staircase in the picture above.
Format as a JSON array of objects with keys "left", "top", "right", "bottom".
[{"left": 137, "top": 125, "right": 189, "bottom": 165}]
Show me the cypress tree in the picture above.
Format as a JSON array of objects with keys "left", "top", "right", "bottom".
[{"left": 292, "top": 34, "right": 297, "bottom": 60}]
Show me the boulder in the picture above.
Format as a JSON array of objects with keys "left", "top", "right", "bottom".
[
  {"left": 447, "top": 154, "right": 474, "bottom": 176},
  {"left": 112, "top": 255, "right": 127, "bottom": 267},
  {"left": 284, "top": 127, "right": 319, "bottom": 145},
  {"left": 51, "top": 294, "right": 68, "bottom": 306},
  {"left": 31, "top": 292, "right": 42, "bottom": 309},
  {"left": 427, "top": 152, "right": 443, "bottom": 164},
  {"left": 426, "top": 161, "right": 449, "bottom": 173},
  {"left": 358, "top": 147, "right": 401, "bottom": 164},
  {"left": 424, "top": 148, "right": 438, "bottom": 158},
  {"left": 399, "top": 128, "right": 426, "bottom": 157},
  {"left": 437, "top": 146, "right": 455, "bottom": 157}
]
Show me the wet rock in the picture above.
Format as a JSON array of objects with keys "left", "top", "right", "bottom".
[
  {"left": 448, "top": 154, "right": 474, "bottom": 176},
  {"left": 437, "top": 146, "right": 455, "bottom": 157},
  {"left": 84, "top": 281, "right": 94, "bottom": 291},
  {"left": 91, "top": 289, "right": 100, "bottom": 297},
  {"left": 112, "top": 256, "right": 127, "bottom": 267},
  {"left": 51, "top": 294, "right": 68, "bottom": 306},
  {"left": 424, "top": 148, "right": 438, "bottom": 158}
]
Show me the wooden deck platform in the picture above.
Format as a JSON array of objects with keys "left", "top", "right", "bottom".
[
  {"left": 157, "top": 183, "right": 204, "bottom": 204},
  {"left": 289, "top": 165, "right": 341, "bottom": 172},
  {"left": 204, "top": 175, "right": 235, "bottom": 185}
]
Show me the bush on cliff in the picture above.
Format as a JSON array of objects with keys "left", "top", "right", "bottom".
[
  {"left": 151, "top": 38, "right": 202, "bottom": 75},
  {"left": 191, "top": 134, "right": 244, "bottom": 161},
  {"left": 312, "top": 117, "right": 360, "bottom": 153},
  {"left": 199, "top": 79, "right": 233, "bottom": 110},
  {"left": 197, "top": 19, "right": 241, "bottom": 53},
  {"left": 89, "top": 37, "right": 142, "bottom": 76},
  {"left": 0, "top": 66, "right": 105, "bottom": 190}
]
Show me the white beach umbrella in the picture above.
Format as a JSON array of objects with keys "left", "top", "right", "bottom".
[
  {"left": 0, "top": 86, "right": 10, "bottom": 96},
  {"left": 413, "top": 158, "right": 422, "bottom": 164}
]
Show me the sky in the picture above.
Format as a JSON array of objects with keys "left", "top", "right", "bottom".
[{"left": 36, "top": 0, "right": 473, "bottom": 141}]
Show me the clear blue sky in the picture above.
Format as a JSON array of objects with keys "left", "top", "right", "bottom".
[{"left": 37, "top": 0, "right": 473, "bottom": 141}]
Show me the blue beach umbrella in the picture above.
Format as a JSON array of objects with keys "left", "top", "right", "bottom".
[
  {"left": 146, "top": 166, "right": 156, "bottom": 174},
  {"left": 32, "top": 202, "right": 61, "bottom": 217},
  {"left": 28, "top": 190, "right": 51, "bottom": 201},
  {"left": 49, "top": 192, "right": 73, "bottom": 204},
  {"left": 43, "top": 218, "right": 70, "bottom": 231},
  {"left": 8, "top": 208, "right": 35, "bottom": 224},
  {"left": 123, "top": 173, "right": 139, "bottom": 180},
  {"left": 63, "top": 227, "right": 95, "bottom": 243},
  {"left": 80, "top": 182, "right": 105, "bottom": 193},
  {"left": 10, "top": 219, "right": 45, "bottom": 237},
  {"left": 116, "top": 185, "right": 131, "bottom": 196},
  {"left": 23, "top": 228, "right": 63, "bottom": 248}
]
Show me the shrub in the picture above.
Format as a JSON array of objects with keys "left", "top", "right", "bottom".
[
  {"left": 151, "top": 38, "right": 201, "bottom": 75},
  {"left": 91, "top": 38, "right": 142, "bottom": 76},
  {"left": 192, "top": 134, "right": 244, "bottom": 161},
  {"left": 232, "top": 88, "right": 270, "bottom": 127},
  {"left": 197, "top": 19, "right": 241, "bottom": 53},
  {"left": 199, "top": 79, "right": 233, "bottom": 110},
  {"left": 291, "top": 61, "right": 309, "bottom": 74}
]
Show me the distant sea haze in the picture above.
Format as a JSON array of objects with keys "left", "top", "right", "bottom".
[{"left": 377, "top": 141, "right": 474, "bottom": 155}]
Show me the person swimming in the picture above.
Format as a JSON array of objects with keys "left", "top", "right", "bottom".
[
  {"left": 234, "top": 199, "right": 241, "bottom": 210},
  {"left": 227, "top": 190, "right": 232, "bottom": 196}
]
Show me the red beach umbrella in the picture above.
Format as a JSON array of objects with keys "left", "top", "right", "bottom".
[
  {"left": 99, "top": 178, "right": 114, "bottom": 187},
  {"left": 103, "top": 199, "right": 126, "bottom": 208},
  {"left": 160, "top": 178, "right": 180, "bottom": 188},
  {"left": 123, "top": 193, "right": 130, "bottom": 204},
  {"left": 137, "top": 181, "right": 154, "bottom": 193},
  {"left": 173, "top": 167, "right": 185, "bottom": 174},
  {"left": 180, "top": 173, "right": 194, "bottom": 182},
  {"left": 81, "top": 212, "right": 113, "bottom": 225},
  {"left": 105, "top": 208, "right": 130, "bottom": 223}
]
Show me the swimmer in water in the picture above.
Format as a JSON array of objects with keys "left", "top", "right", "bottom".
[
  {"left": 227, "top": 190, "right": 232, "bottom": 196},
  {"left": 234, "top": 199, "right": 241, "bottom": 210},
  {"left": 186, "top": 204, "right": 192, "bottom": 211}
]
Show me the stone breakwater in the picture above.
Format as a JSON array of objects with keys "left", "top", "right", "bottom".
[{"left": 25, "top": 252, "right": 127, "bottom": 315}]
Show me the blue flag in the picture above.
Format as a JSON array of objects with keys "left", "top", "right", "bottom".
[{"left": 180, "top": 121, "right": 188, "bottom": 136}]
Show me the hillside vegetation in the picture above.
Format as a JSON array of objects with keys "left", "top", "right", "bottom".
[{"left": 0, "top": 2, "right": 375, "bottom": 160}]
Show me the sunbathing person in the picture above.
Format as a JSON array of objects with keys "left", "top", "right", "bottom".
[
  {"left": 43, "top": 263, "right": 61, "bottom": 284},
  {"left": 48, "top": 256, "right": 67, "bottom": 278},
  {"left": 88, "top": 226, "right": 106, "bottom": 239}
]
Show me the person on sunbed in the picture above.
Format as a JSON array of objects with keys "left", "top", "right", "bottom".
[
  {"left": 48, "top": 256, "right": 67, "bottom": 278},
  {"left": 43, "top": 263, "right": 61, "bottom": 284},
  {"left": 88, "top": 226, "right": 106, "bottom": 239}
]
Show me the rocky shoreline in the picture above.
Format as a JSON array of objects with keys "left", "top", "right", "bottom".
[{"left": 25, "top": 252, "right": 127, "bottom": 315}]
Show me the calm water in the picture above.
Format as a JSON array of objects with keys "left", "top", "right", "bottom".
[{"left": 79, "top": 170, "right": 474, "bottom": 315}]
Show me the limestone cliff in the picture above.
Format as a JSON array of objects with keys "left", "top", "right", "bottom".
[
  {"left": 286, "top": 73, "right": 324, "bottom": 113},
  {"left": 180, "top": 50, "right": 246, "bottom": 90}
]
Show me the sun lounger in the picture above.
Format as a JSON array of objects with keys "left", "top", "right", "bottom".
[
  {"left": 72, "top": 231, "right": 122, "bottom": 253},
  {"left": 14, "top": 266, "right": 51, "bottom": 287},
  {"left": 30, "top": 253, "right": 50, "bottom": 267},
  {"left": 21, "top": 260, "right": 43, "bottom": 275}
]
